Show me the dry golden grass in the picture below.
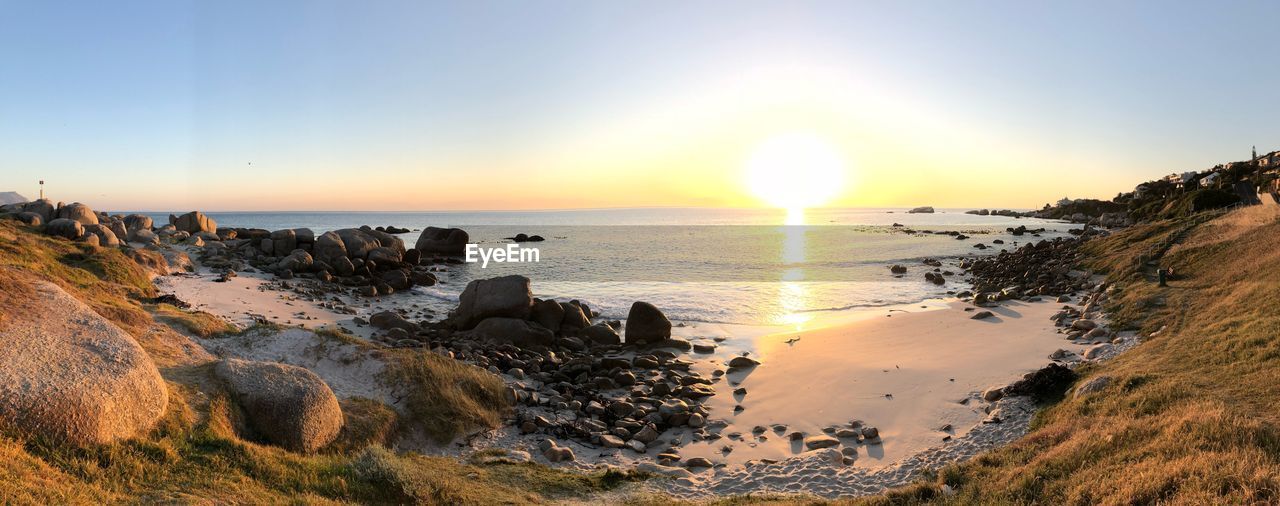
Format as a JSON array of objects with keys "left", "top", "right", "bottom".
[
  {"left": 830, "top": 208, "right": 1280, "bottom": 504},
  {"left": 0, "top": 219, "right": 634, "bottom": 504},
  {"left": 382, "top": 349, "right": 512, "bottom": 443},
  {"left": 150, "top": 303, "right": 238, "bottom": 338}
]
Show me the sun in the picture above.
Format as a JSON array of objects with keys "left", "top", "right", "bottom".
[{"left": 743, "top": 132, "right": 847, "bottom": 220}]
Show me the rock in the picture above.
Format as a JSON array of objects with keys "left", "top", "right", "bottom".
[
  {"left": 541, "top": 440, "right": 575, "bottom": 462},
  {"left": 471, "top": 317, "right": 554, "bottom": 347},
  {"left": 367, "top": 246, "right": 402, "bottom": 265},
  {"left": 369, "top": 311, "right": 418, "bottom": 332},
  {"left": 907, "top": 206, "right": 935, "bottom": 214},
  {"left": 727, "top": 356, "right": 760, "bottom": 369},
  {"left": 1072, "top": 319, "right": 1098, "bottom": 331},
  {"left": 336, "top": 228, "right": 380, "bottom": 260},
  {"left": 687, "top": 413, "right": 706, "bottom": 428},
  {"left": 560, "top": 302, "right": 590, "bottom": 330},
  {"left": 276, "top": 250, "right": 313, "bottom": 273},
  {"left": 1085, "top": 327, "right": 1109, "bottom": 339},
  {"left": 890, "top": 264, "right": 907, "bottom": 274},
  {"left": 402, "top": 248, "right": 421, "bottom": 265},
  {"left": 14, "top": 211, "right": 43, "bottom": 226},
  {"left": 632, "top": 425, "right": 659, "bottom": 444},
  {"left": 414, "top": 226, "right": 469, "bottom": 256},
  {"left": 860, "top": 426, "right": 880, "bottom": 440},
  {"left": 684, "top": 457, "right": 714, "bottom": 468},
  {"left": 1084, "top": 343, "right": 1115, "bottom": 360},
  {"left": 56, "top": 202, "right": 98, "bottom": 225},
  {"left": 971, "top": 310, "right": 995, "bottom": 320},
  {"left": 626, "top": 439, "right": 647, "bottom": 453},
  {"left": 410, "top": 270, "right": 437, "bottom": 286},
  {"left": 982, "top": 386, "right": 1005, "bottom": 402},
  {"left": 452, "top": 275, "right": 533, "bottom": 329},
  {"left": 129, "top": 228, "right": 160, "bottom": 245},
  {"left": 0, "top": 279, "right": 167, "bottom": 445},
  {"left": 170, "top": 211, "right": 217, "bottom": 233},
  {"left": 313, "top": 231, "right": 349, "bottom": 267},
  {"left": 378, "top": 270, "right": 412, "bottom": 291},
  {"left": 658, "top": 399, "right": 691, "bottom": 420},
  {"left": 21, "top": 199, "right": 55, "bottom": 223},
  {"left": 599, "top": 434, "right": 626, "bottom": 448},
  {"left": 624, "top": 301, "right": 671, "bottom": 345},
  {"left": 79, "top": 232, "right": 100, "bottom": 247},
  {"left": 530, "top": 299, "right": 564, "bottom": 332},
  {"left": 569, "top": 313, "right": 614, "bottom": 338},
  {"left": 1075, "top": 375, "right": 1112, "bottom": 397},
  {"left": 804, "top": 434, "right": 840, "bottom": 449},
  {"left": 161, "top": 249, "right": 194, "bottom": 272},
  {"left": 214, "top": 359, "right": 343, "bottom": 453},
  {"left": 692, "top": 343, "right": 716, "bottom": 353},
  {"left": 44, "top": 218, "right": 84, "bottom": 240},
  {"left": 636, "top": 462, "right": 693, "bottom": 478},
  {"left": 1005, "top": 363, "right": 1078, "bottom": 401},
  {"left": 270, "top": 229, "right": 297, "bottom": 257}
]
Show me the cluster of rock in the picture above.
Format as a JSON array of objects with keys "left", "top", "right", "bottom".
[
  {"left": 961, "top": 235, "right": 1100, "bottom": 298},
  {"left": 188, "top": 225, "right": 474, "bottom": 298},
  {"left": 362, "top": 274, "right": 744, "bottom": 465},
  {"left": 906, "top": 206, "right": 935, "bottom": 214},
  {"left": 983, "top": 281, "right": 1121, "bottom": 405},
  {"left": 965, "top": 209, "right": 1026, "bottom": 217}
]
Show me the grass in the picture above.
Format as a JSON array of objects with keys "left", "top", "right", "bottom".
[
  {"left": 150, "top": 303, "right": 238, "bottom": 337},
  {"left": 834, "top": 205, "right": 1280, "bottom": 504},
  {"left": 381, "top": 349, "right": 511, "bottom": 443},
  {"left": 0, "top": 218, "right": 631, "bottom": 504}
]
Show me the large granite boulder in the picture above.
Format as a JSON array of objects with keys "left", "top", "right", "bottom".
[
  {"left": 313, "top": 231, "right": 348, "bottom": 267},
  {"left": 0, "top": 279, "right": 168, "bottom": 445},
  {"left": 170, "top": 211, "right": 217, "bottom": 234},
  {"left": 335, "top": 228, "right": 379, "bottom": 260},
  {"left": 415, "top": 227, "right": 469, "bottom": 256},
  {"left": 452, "top": 275, "right": 533, "bottom": 329},
  {"left": 625, "top": 301, "right": 672, "bottom": 345},
  {"left": 214, "top": 358, "right": 343, "bottom": 453},
  {"left": 56, "top": 202, "right": 98, "bottom": 225},
  {"left": 22, "top": 199, "right": 56, "bottom": 223},
  {"left": 82, "top": 224, "right": 121, "bottom": 247},
  {"left": 44, "top": 218, "right": 84, "bottom": 240},
  {"left": 270, "top": 229, "right": 297, "bottom": 257},
  {"left": 472, "top": 317, "right": 555, "bottom": 347},
  {"left": 530, "top": 299, "right": 565, "bottom": 333},
  {"left": 362, "top": 227, "right": 406, "bottom": 256},
  {"left": 123, "top": 214, "right": 153, "bottom": 232}
]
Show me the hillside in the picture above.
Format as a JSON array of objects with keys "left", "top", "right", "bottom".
[
  {"left": 0, "top": 219, "right": 639, "bottom": 503},
  {"left": 839, "top": 204, "right": 1280, "bottom": 504}
]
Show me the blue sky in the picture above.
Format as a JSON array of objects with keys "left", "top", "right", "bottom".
[{"left": 2, "top": 1, "right": 1279, "bottom": 211}]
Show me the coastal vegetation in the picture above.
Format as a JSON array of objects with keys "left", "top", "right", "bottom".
[
  {"left": 0, "top": 219, "right": 639, "bottom": 503},
  {"left": 857, "top": 204, "right": 1280, "bottom": 503}
]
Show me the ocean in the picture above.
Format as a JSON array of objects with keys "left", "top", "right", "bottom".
[{"left": 130, "top": 208, "right": 1077, "bottom": 328}]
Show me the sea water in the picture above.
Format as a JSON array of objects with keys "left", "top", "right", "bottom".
[{"left": 129, "top": 208, "right": 1076, "bottom": 327}]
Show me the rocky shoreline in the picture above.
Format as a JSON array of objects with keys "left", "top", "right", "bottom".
[{"left": 0, "top": 198, "right": 1140, "bottom": 499}]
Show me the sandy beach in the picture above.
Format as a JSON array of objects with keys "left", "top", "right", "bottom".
[
  {"left": 677, "top": 299, "right": 1085, "bottom": 469},
  {"left": 152, "top": 247, "right": 1110, "bottom": 499}
]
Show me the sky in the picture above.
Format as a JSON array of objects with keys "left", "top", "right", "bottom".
[{"left": 2, "top": 1, "right": 1280, "bottom": 212}]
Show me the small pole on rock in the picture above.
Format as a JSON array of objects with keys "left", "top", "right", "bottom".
[
  {"left": 38, "top": 180, "right": 44, "bottom": 200},
  {"left": 1157, "top": 268, "right": 1167, "bottom": 287}
]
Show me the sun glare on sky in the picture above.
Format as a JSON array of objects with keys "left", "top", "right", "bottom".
[{"left": 744, "top": 132, "right": 848, "bottom": 224}]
